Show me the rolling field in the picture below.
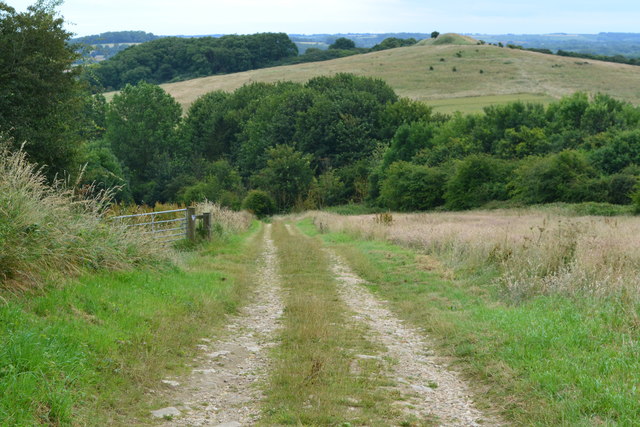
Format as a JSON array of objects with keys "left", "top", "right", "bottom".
[{"left": 146, "top": 36, "right": 640, "bottom": 113}]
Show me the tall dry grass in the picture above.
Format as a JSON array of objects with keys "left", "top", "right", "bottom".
[
  {"left": 0, "top": 146, "right": 164, "bottom": 290},
  {"left": 195, "top": 201, "right": 253, "bottom": 235},
  {"left": 310, "top": 210, "right": 640, "bottom": 301}
]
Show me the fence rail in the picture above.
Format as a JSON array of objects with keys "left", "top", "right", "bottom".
[{"left": 110, "top": 207, "right": 213, "bottom": 245}]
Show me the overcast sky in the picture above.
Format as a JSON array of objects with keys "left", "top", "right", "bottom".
[{"left": 7, "top": 0, "right": 640, "bottom": 37}]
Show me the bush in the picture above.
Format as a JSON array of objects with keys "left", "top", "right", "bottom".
[
  {"left": 178, "top": 160, "right": 244, "bottom": 209},
  {"left": 242, "top": 190, "right": 275, "bottom": 218},
  {"left": 510, "top": 151, "right": 597, "bottom": 204},
  {"left": 379, "top": 161, "right": 446, "bottom": 211},
  {"left": 444, "top": 155, "right": 513, "bottom": 210}
]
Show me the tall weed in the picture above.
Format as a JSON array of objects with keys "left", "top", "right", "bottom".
[{"left": 0, "top": 145, "right": 164, "bottom": 290}]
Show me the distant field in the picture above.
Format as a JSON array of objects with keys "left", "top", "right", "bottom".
[
  {"left": 104, "top": 37, "right": 640, "bottom": 113},
  {"left": 425, "top": 93, "right": 557, "bottom": 114}
]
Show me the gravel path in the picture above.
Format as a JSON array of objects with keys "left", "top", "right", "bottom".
[
  {"left": 325, "top": 248, "right": 501, "bottom": 426},
  {"left": 155, "top": 225, "right": 284, "bottom": 426}
]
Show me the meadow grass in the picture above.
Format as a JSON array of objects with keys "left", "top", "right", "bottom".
[
  {"left": 0, "top": 223, "right": 262, "bottom": 425},
  {"left": 299, "top": 212, "right": 640, "bottom": 425},
  {"left": 262, "top": 222, "right": 412, "bottom": 426},
  {"left": 424, "top": 93, "right": 556, "bottom": 114},
  {"left": 0, "top": 145, "right": 163, "bottom": 291},
  {"left": 310, "top": 209, "right": 640, "bottom": 301}
]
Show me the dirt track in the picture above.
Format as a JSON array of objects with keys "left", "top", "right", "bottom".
[
  {"left": 158, "top": 225, "right": 284, "bottom": 426},
  {"left": 152, "top": 222, "right": 498, "bottom": 426}
]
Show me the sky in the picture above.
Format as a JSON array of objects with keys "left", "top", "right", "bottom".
[{"left": 7, "top": 0, "right": 640, "bottom": 37}]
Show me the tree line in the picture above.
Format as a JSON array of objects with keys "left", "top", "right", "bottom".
[
  {"left": 85, "top": 34, "right": 422, "bottom": 90},
  {"left": 80, "top": 78, "right": 640, "bottom": 215},
  {"left": 85, "top": 33, "right": 299, "bottom": 90}
]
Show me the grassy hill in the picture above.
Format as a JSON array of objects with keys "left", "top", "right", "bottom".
[
  {"left": 417, "top": 32, "right": 479, "bottom": 46},
  {"left": 150, "top": 34, "right": 640, "bottom": 114}
]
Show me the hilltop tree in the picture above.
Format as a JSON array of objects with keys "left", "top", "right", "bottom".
[
  {"left": 431, "top": 31, "right": 440, "bottom": 39},
  {"left": 329, "top": 37, "right": 356, "bottom": 50},
  {"left": 0, "top": 0, "right": 86, "bottom": 180}
]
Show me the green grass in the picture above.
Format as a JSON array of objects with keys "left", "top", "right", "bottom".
[
  {"left": 262, "top": 222, "right": 412, "bottom": 426},
  {"left": 323, "top": 203, "right": 386, "bottom": 215},
  {"left": 0, "top": 223, "right": 262, "bottom": 425},
  {"left": 425, "top": 93, "right": 557, "bottom": 114},
  {"left": 531, "top": 202, "right": 636, "bottom": 217},
  {"left": 298, "top": 218, "right": 640, "bottom": 425}
]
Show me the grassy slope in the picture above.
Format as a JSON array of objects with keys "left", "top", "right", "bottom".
[
  {"left": 298, "top": 218, "right": 640, "bottom": 425},
  {"left": 151, "top": 38, "right": 640, "bottom": 113},
  {"left": 0, "top": 225, "right": 261, "bottom": 425}
]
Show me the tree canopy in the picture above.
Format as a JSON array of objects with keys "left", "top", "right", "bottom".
[
  {"left": 0, "top": 0, "right": 86, "bottom": 179},
  {"left": 88, "top": 33, "right": 298, "bottom": 90}
]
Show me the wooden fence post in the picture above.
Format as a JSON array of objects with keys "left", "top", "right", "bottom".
[
  {"left": 202, "top": 211, "right": 212, "bottom": 240},
  {"left": 186, "top": 206, "right": 196, "bottom": 241}
]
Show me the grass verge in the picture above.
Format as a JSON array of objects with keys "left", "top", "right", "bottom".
[
  {"left": 298, "top": 218, "right": 640, "bottom": 425},
  {"left": 0, "top": 222, "right": 262, "bottom": 425},
  {"left": 262, "top": 222, "right": 412, "bottom": 426}
]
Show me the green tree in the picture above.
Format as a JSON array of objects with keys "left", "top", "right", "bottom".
[
  {"left": 180, "top": 91, "right": 231, "bottom": 161},
  {"left": 510, "top": 151, "right": 597, "bottom": 204},
  {"left": 379, "top": 162, "right": 446, "bottom": 211},
  {"left": 309, "top": 170, "right": 346, "bottom": 208},
  {"left": 105, "top": 82, "right": 182, "bottom": 202},
  {"left": 380, "top": 97, "right": 435, "bottom": 139},
  {"left": 78, "top": 140, "right": 131, "bottom": 202},
  {"left": 329, "top": 37, "right": 356, "bottom": 50},
  {"left": 589, "top": 129, "right": 640, "bottom": 174},
  {"left": 444, "top": 154, "right": 513, "bottom": 210},
  {"left": 431, "top": 31, "right": 440, "bottom": 39},
  {"left": 91, "top": 33, "right": 298, "bottom": 90},
  {"left": 0, "top": 1, "right": 86, "bottom": 180},
  {"left": 242, "top": 190, "right": 275, "bottom": 218},
  {"left": 383, "top": 122, "right": 437, "bottom": 168},
  {"left": 253, "top": 145, "right": 314, "bottom": 211},
  {"left": 178, "top": 160, "right": 244, "bottom": 208},
  {"left": 371, "top": 37, "right": 417, "bottom": 51}
]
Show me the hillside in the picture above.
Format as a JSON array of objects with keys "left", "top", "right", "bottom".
[
  {"left": 155, "top": 40, "right": 640, "bottom": 113},
  {"left": 417, "top": 32, "right": 479, "bottom": 46}
]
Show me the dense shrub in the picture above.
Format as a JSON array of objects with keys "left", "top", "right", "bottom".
[
  {"left": 242, "top": 190, "right": 275, "bottom": 218},
  {"left": 178, "top": 160, "right": 244, "bottom": 209},
  {"left": 510, "top": 151, "right": 597, "bottom": 204},
  {"left": 379, "top": 161, "right": 446, "bottom": 211},
  {"left": 444, "top": 155, "right": 512, "bottom": 210}
]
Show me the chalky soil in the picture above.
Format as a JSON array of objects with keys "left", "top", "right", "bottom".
[
  {"left": 325, "top": 248, "right": 501, "bottom": 426},
  {"left": 155, "top": 225, "right": 284, "bottom": 426}
]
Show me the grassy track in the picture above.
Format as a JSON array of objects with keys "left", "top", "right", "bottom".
[
  {"left": 298, "top": 218, "right": 640, "bottom": 425},
  {"left": 262, "top": 222, "right": 414, "bottom": 426},
  {"left": 0, "top": 224, "right": 262, "bottom": 425}
]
